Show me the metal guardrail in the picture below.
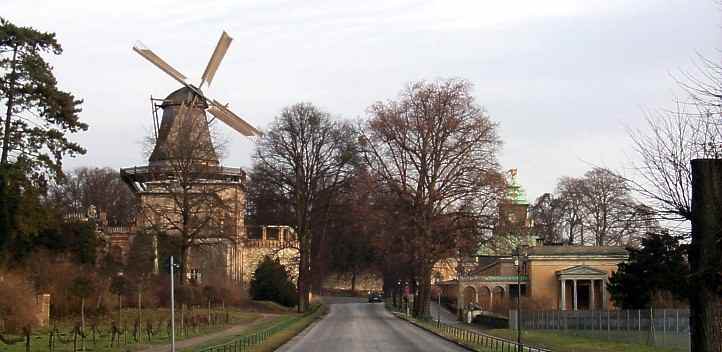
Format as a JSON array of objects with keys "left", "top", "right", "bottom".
[
  {"left": 515, "top": 309, "right": 690, "bottom": 351},
  {"left": 121, "top": 165, "right": 244, "bottom": 176},
  {"left": 198, "top": 305, "right": 320, "bottom": 352},
  {"left": 397, "top": 313, "right": 551, "bottom": 352},
  {"left": 198, "top": 317, "right": 295, "bottom": 352},
  {"left": 120, "top": 164, "right": 245, "bottom": 185}
]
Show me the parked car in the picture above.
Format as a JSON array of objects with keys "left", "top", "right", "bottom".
[{"left": 368, "top": 292, "right": 383, "bottom": 303}]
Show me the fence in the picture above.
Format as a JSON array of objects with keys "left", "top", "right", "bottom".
[
  {"left": 396, "top": 312, "right": 551, "bottom": 352},
  {"left": 198, "top": 305, "right": 321, "bottom": 352},
  {"left": 511, "top": 309, "right": 690, "bottom": 351},
  {"left": 0, "top": 310, "right": 233, "bottom": 352}
]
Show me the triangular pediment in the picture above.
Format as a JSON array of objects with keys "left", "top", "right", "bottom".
[{"left": 556, "top": 265, "right": 607, "bottom": 276}]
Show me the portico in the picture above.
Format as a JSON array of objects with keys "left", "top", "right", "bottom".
[{"left": 557, "top": 265, "right": 609, "bottom": 311}]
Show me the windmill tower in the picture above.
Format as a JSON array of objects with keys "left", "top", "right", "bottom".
[
  {"left": 133, "top": 32, "right": 260, "bottom": 167},
  {"left": 121, "top": 32, "right": 261, "bottom": 282}
]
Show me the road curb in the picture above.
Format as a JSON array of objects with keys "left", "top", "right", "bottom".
[
  {"left": 274, "top": 305, "right": 328, "bottom": 352},
  {"left": 392, "top": 314, "right": 477, "bottom": 352}
]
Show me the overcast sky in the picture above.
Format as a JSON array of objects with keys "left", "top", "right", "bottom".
[{"left": 4, "top": 0, "right": 720, "bottom": 201}]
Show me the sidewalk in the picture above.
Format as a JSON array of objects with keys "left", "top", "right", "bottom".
[
  {"left": 429, "top": 301, "right": 459, "bottom": 325},
  {"left": 138, "top": 314, "right": 276, "bottom": 352},
  {"left": 428, "top": 302, "right": 500, "bottom": 335}
]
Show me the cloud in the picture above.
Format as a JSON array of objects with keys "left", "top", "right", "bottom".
[{"left": 3, "top": 0, "right": 719, "bottom": 202}]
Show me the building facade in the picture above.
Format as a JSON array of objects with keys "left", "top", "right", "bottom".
[
  {"left": 437, "top": 169, "right": 628, "bottom": 314},
  {"left": 114, "top": 87, "right": 297, "bottom": 286},
  {"left": 443, "top": 245, "right": 627, "bottom": 313}
]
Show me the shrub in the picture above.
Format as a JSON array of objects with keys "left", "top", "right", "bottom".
[
  {"left": 0, "top": 271, "right": 38, "bottom": 332},
  {"left": 249, "top": 256, "right": 297, "bottom": 307},
  {"left": 608, "top": 232, "right": 689, "bottom": 309}
]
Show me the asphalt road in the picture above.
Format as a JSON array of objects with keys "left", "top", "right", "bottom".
[{"left": 277, "top": 297, "right": 469, "bottom": 352}]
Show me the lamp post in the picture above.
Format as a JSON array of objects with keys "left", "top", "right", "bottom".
[
  {"left": 513, "top": 247, "right": 527, "bottom": 352},
  {"left": 434, "top": 273, "right": 442, "bottom": 328},
  {"left": 170, "top": 256, "right": 176, "bottom": 352},
  {"left": 456, "top": 262, "right": 464, "bottom": 321}
]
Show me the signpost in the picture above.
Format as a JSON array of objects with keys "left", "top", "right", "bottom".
[
  {"left": 170, "top": 256, "right": 176, "bottom": 352},
  {"left": 404, "top": 285, "right": 411, "bottom": 317}
]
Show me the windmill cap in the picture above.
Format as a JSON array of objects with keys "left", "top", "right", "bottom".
[{"left": 161, "top": 86, "right": 208, "bottom": 108}]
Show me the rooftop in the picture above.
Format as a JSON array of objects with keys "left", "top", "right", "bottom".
[{"left": 527, "top": 245, "right": 628, "bottom": 256}]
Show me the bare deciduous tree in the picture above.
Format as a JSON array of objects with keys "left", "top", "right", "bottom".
[
  {"left": 529, "top": 193, "right": 566, "bottom": 244},
  {"left": 579, "top": 168, "right": 638, "bottom": 246},
  {"left": 628, "top": 103, "right": 722, "bottom": 224},
  {"left": 549, "top": 169, "right": 653, "bottom": 246},
  {"left": 253, "top": 102, "right": 356, "bottom": 312},
  {"left": 556, "top": 177, "right": 587, "bottom": 244},
  {"left": 361, "top": 79, "right": 502, "bottom": 317},
  {"left": 49, "top": 167, "right": 136, "bottom": 226}
]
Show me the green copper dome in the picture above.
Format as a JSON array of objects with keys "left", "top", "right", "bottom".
[{"left": 506, "top": 169, "right": 528, "bottom": 205}]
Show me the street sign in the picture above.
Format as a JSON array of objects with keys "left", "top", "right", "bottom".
[{"left": 164, "top": 256, "right": 181, "bottom": 274}]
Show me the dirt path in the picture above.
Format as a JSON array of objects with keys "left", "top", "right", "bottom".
[{"left": 138, "top": 314, "right": 278, "bottom": 352}]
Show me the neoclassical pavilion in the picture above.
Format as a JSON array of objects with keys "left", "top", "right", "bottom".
[
  {"left": 440, "top": 245, "right": 627, "bottom": 312},
  {"left": 435, "top": 170, "right": 628, "bottom": 313},
  {"left": 557, "top": 265, "right": 610, "bottom": 311}
]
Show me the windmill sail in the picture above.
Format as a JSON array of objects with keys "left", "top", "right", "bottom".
[
  {"left": 208, "top": 100, "right": 261, "bottom": 136},
  {"left": 133, "top": 33, "right": 262, "bottom": 141},
  {"left": 133, "top": 42, "right": 189, "bottom": 87},
  {"left": 200, "top": 31, "right": 233, "bottom": 88}
]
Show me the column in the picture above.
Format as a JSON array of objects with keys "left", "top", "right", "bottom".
[
  {"left": 602, "top": 278, "right": 607, "bottom": 310},
  {"left": 490, "top": 289, "right": 494, "bottom": 310},
  {"left": 573, "top": 279, "right": 578, "bottom": 311},
  {"left": 261, "top": 226, "right": 267, "bottom": 240},
  {"left": 560, "top": 279, "right": 566, "bottom": 311},
  {"left": 590, "top": 279, "right": 595, "bottom": 310},
  {"left": 457, "top": 280, "right": 462, "bottom": 319}
]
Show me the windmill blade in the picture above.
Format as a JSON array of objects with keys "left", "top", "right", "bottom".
[
  {"left": 133, "top": 41, "right": 189, "bottom": 87},
  {"left": 208, "top": 100, "right": 261, "bottom": 137},
  {"left": 200, "top": 31, "right": 233, "bottom": 88}
]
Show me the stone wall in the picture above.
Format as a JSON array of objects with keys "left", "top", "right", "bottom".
[
  {"left": 35, "top": 294, "right": 50, "bottom": 328},
  {"left": 322, "top": 272, "right": 383, "bottom": 292},
  {"left": 238, "top": 239, "right": 299, "bottom": 287}
]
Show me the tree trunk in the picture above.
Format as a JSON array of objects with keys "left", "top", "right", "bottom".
[
  {"left": 350, "top": 270, "right": 357, "bottom": 294},
  {"left": 137, "top": 290, "right": 141, "bottom": 328},
  {"left": 81, "top": 298, "right": 85, "bottom": 352},
  {"left": 1, "top": 47, "right": 18, "bottom": 166},
  {"left": 297, "top": 242, "right": 309, "bottom": 313},
  {"left": 689, "top": 159, "right": 722, "bottom": 352},
  {"left": 81, "top": 298, "right": 85, "bottom": 333},
  {"left": 0, "top": 48, "right": 18, "bottom": 255},
  {"left": 311, "top": 220, "right": 325, "bottom": 296},
  {"left": 179, "top": 245, "right": 189, "bottom": 285},
  {"left": 413, "top": 268, "right": 432, "bottom": 318}
]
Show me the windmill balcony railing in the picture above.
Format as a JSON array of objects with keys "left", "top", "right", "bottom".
[{"left": 121, "top": 165, "right": 245, "bottom": 183}]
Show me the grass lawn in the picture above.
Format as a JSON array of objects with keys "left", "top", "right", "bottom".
[
  {"left": 188, "top": 304, "right": 327, "bottom": 352},
  {"left": 386, "top": 302, "right": 684, "bottom": 352},
  {"left": 484, "top": 329, "right": 684, "bottom": 352},
  {"left": 0, "top": 307, "right": 262, "bottom": 352}
]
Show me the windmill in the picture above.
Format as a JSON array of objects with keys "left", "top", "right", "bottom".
[{"left": 133, "top": 31, "right": 260, "bottom": 166}]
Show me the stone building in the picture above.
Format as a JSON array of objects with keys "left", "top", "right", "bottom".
[
  {"left": 437, "top": 169, "right": 628, "bottom": 313},
  {"left": 441, "top": 245, "right": 627, "bottom": 312},
  {"left": 117, "top": 87, "right": 297, "bottom": 285}
]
